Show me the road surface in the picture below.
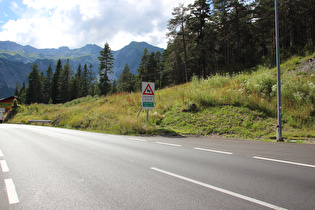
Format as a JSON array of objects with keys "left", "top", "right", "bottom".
[{"left": 0, "top": 124, "right": 314, "bottom": 209}]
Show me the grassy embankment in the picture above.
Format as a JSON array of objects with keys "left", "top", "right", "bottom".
[{"left": 8, "top": 54, "right": 315, "bottom": 143}]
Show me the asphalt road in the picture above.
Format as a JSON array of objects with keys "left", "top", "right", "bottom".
[{"left": 0, "top": 124, "right": 314, "bottom": 209}]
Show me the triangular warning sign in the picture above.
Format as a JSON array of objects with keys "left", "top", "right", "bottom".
[{"left": 143, "top": 84, "right": 154, "bottom": 95}]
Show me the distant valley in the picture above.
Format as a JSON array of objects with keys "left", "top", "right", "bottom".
[{"left": 0, "top": 41, "right": 163, "bottom": 98}]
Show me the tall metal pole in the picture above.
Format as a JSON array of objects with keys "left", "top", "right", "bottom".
[{"left": 275, "top": 0, "right": 283, "bottom": 141}]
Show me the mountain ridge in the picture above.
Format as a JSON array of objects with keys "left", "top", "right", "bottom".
[{"left": 0, "top": 41, "right": 164, "bottom": 98}]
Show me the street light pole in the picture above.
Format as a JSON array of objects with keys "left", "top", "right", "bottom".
[{"left": 275, "top": 0, "right": 283, "bottom": 142}]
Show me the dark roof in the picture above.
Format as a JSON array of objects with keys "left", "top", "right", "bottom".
[{"left": 0, "top": 96, "right": 18, "bottom": 102}]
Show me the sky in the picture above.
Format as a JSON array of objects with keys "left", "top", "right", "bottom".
[{"left": 0, "top": 0, "right": 195, "bottom": 51}]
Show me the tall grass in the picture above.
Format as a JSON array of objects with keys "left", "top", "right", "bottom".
[{"left": 8, "top": 54, "right": 315, "bottom": 142}]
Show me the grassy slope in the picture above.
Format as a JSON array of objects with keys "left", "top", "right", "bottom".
[{"left": 8, "top": 54, "right": 315, "bottom": 143}]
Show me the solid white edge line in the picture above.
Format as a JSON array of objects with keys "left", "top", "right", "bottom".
[
  {"left": 0, "top": 149, "right": 3, "bottom": 157},
  {"left": 0, "top": 160, "right": 9, "bottom": 172},
  {"left": 253, "top": 156, "right": 315, "bottom": 168},
  {"left": 4, "top": 179, "right": 19, "bottom": 204},
  {"left": 128, "top": 138, "right": 147, "bottom": 142},
  {"left": 150, "top": 167, "right": 287, "bottom": 210},
  {"left": 155, "top": 142, "right": 182, "bottom": 147},
  {"left": 194, "top": 147, "right": 233, "bottom": 155}
]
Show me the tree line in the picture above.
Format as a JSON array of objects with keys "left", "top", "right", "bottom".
[
  {"left": 16, "top": 0, "right": 315, "bottom": 104},
  {"left": 16, "top": 59, "right": 97, "bottom": 104},
  {"left": 117, "top": 0, "right": 315, "bottom": 90},
  {"left": 15, "top": 42, "right": 163, "bottom": 104}
]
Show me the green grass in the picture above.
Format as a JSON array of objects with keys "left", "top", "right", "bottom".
[{"left": 8, "top": 54, "right": 315, "bottom": 143}]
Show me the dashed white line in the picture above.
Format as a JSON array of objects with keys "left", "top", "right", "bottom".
[
  {"left": 128, "top": 138, "right": 147, "bottom": 142},
  {"left": 4, "top": 179, "right": 19, "bottom": 204},
  {"left": 155, "top": 142, "right": 182, "bottom": 147},
  {"left": 0, "top": 149, "right": 3, "bottom": 157},
  {"left": 0, "top": 160, "right": 9, "bottom": 172},
  {"left": 194, "top": 147, "right": 233, "bottom": 155},
  {"left": 253, "top": 156, "right": 315, "bottom": 168},
  {"left": 150, "top": 167, "right": 287, "bottom": 210}
]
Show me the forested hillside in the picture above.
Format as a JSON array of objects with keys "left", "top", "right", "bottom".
[
  {"left": 161, "top": 0, "right": 314, "bottom": 85},
  {"left": 93, "top": 0, "right": 315, "bottom": 94},
  {"left": 5, "top": 0, "right": 315, "bottom": 104}
]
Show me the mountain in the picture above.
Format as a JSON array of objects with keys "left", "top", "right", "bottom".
[
  {"left": 112, "top": 41, "right": 163, "bottom": 79},
  {"left": 0, "top": 41, "right": 163, "bottom": 98},
  {"left": 0, "top": 58, "right": 32, "bottom": 97}
]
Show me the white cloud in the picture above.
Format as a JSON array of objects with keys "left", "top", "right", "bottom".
[{"left": 0, "top": 0, "right": 195, "bottom": 50}]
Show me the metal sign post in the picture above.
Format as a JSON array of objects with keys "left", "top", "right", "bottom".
[
  {"left": 142, "top": 82, "right": 155, "bottom": 123},
  {"left": 275, "top": 0, "right": 283, "bottom": 142}
]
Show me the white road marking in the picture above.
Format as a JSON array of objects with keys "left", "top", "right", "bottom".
[
  {"left": 128, "top": 138, "right": 147, "bottom": 142},
  {"left": 4, "top": 179, "right": 19, "bottom": 204},
  {"left": 194, "top": 147, "right": 233, "bottom": 155},
  {"left": 155, "top": 142, "right": 182, "bottom": 147},
  {"left": 253, "top": 156, "right": 315, "bottom": 168},
  {"left": 0, "top": 160, "right": 9, "bottom": 172},
  {"left": 0, "top": 149, "right": 3, "bottom": 157},
  {"left": 151, "top": 167, "right": 287, "bottom": 210}
]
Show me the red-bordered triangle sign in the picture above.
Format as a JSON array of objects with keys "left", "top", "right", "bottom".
[{"left": 143, "top": 84, "right": 154, "bottom": 95}]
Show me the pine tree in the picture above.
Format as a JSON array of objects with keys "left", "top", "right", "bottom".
[
  {"left": 147, "top": 52, "right": 157, "bottom": 83},
  {"left": 26, "top": 63, "right": 42, "bottom": 104},
  {"left": 39, "top": 71, "right": 45, "bottom": 103},
  {"left": 98, "top": 42, "right": 114, "bottom": 96},
  {"left": 82, "top": 64, "right": 89, "bottom": 97},
  {"left": 87, "top": 63, "right": 96, "bottom": 96},
  {"left": 188, "top": 0, "right": 211, "bottom": 78},
  {"left": 19, "top": 82, "right": 26, "bottom": 104},
  {"left": 136, "top": 48, "right": 149, "bottom": 89},
  {"left": 138, "top": 48, "right": 149, "bottom": 77},
  {"left": 58, "top": 59, "right": 72, "bottom": 103},
  {"left": 51, "top": 59, "right": 62, "bottom": 103},
  {"left": 69, "top": 76, "right": 79, "bottom": 100},
  {"left": 155, "top": 51, "right": 163, "bottom": 89},
  {"left": 76, "top": 63, "right": 83, "bottom": 98},
  {"left": 111, "top": 80, "right": 118, "bottom": 94},
  {"left": 167, "top": 3, "right": 190, "bottom": 82},
  {"left": 118, "top": 64, "right": 132, "bottom": 92},
  {"left": 43, "top": 64, "right": 53, "bottom": 103}
]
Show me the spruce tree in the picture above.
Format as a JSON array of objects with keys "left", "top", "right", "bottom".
[
  {"left": 25, "top": 63, "right": 42, "bottom": 104},
  {"left": 82, "top": 64, "right": 89, "bottom": 97},
  {"left": 43, "top": 64, "right": 53, "bottom": 103},
  {"left": 138, "top": 48, "right": 149, "bottom": 76},
  {"left": 87, "top": 63, "right": 96, "bottom": 96},
  {"left": 51, "top": 59, "right": 62, "bottom": 103},
  {"left": 75, "top": 63, "right": 83, "bottom": 98},
  {"left": 135, "top": 48, "right": 149, "bottom": 89},
  {"left": 98, "top": 42, "right": 114, "bottom": 96},
  {"left": 58, "top": 59, "right": 72, "bottom": 103},
  {"left": 19, "top": 82, "right": 26, "bottom": 104},
  {"left": 118, "top": 64, "right": 132, "bottom": 92},
  {"left": 111, "top": 80, "right": 118, "bottom": 94}
]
